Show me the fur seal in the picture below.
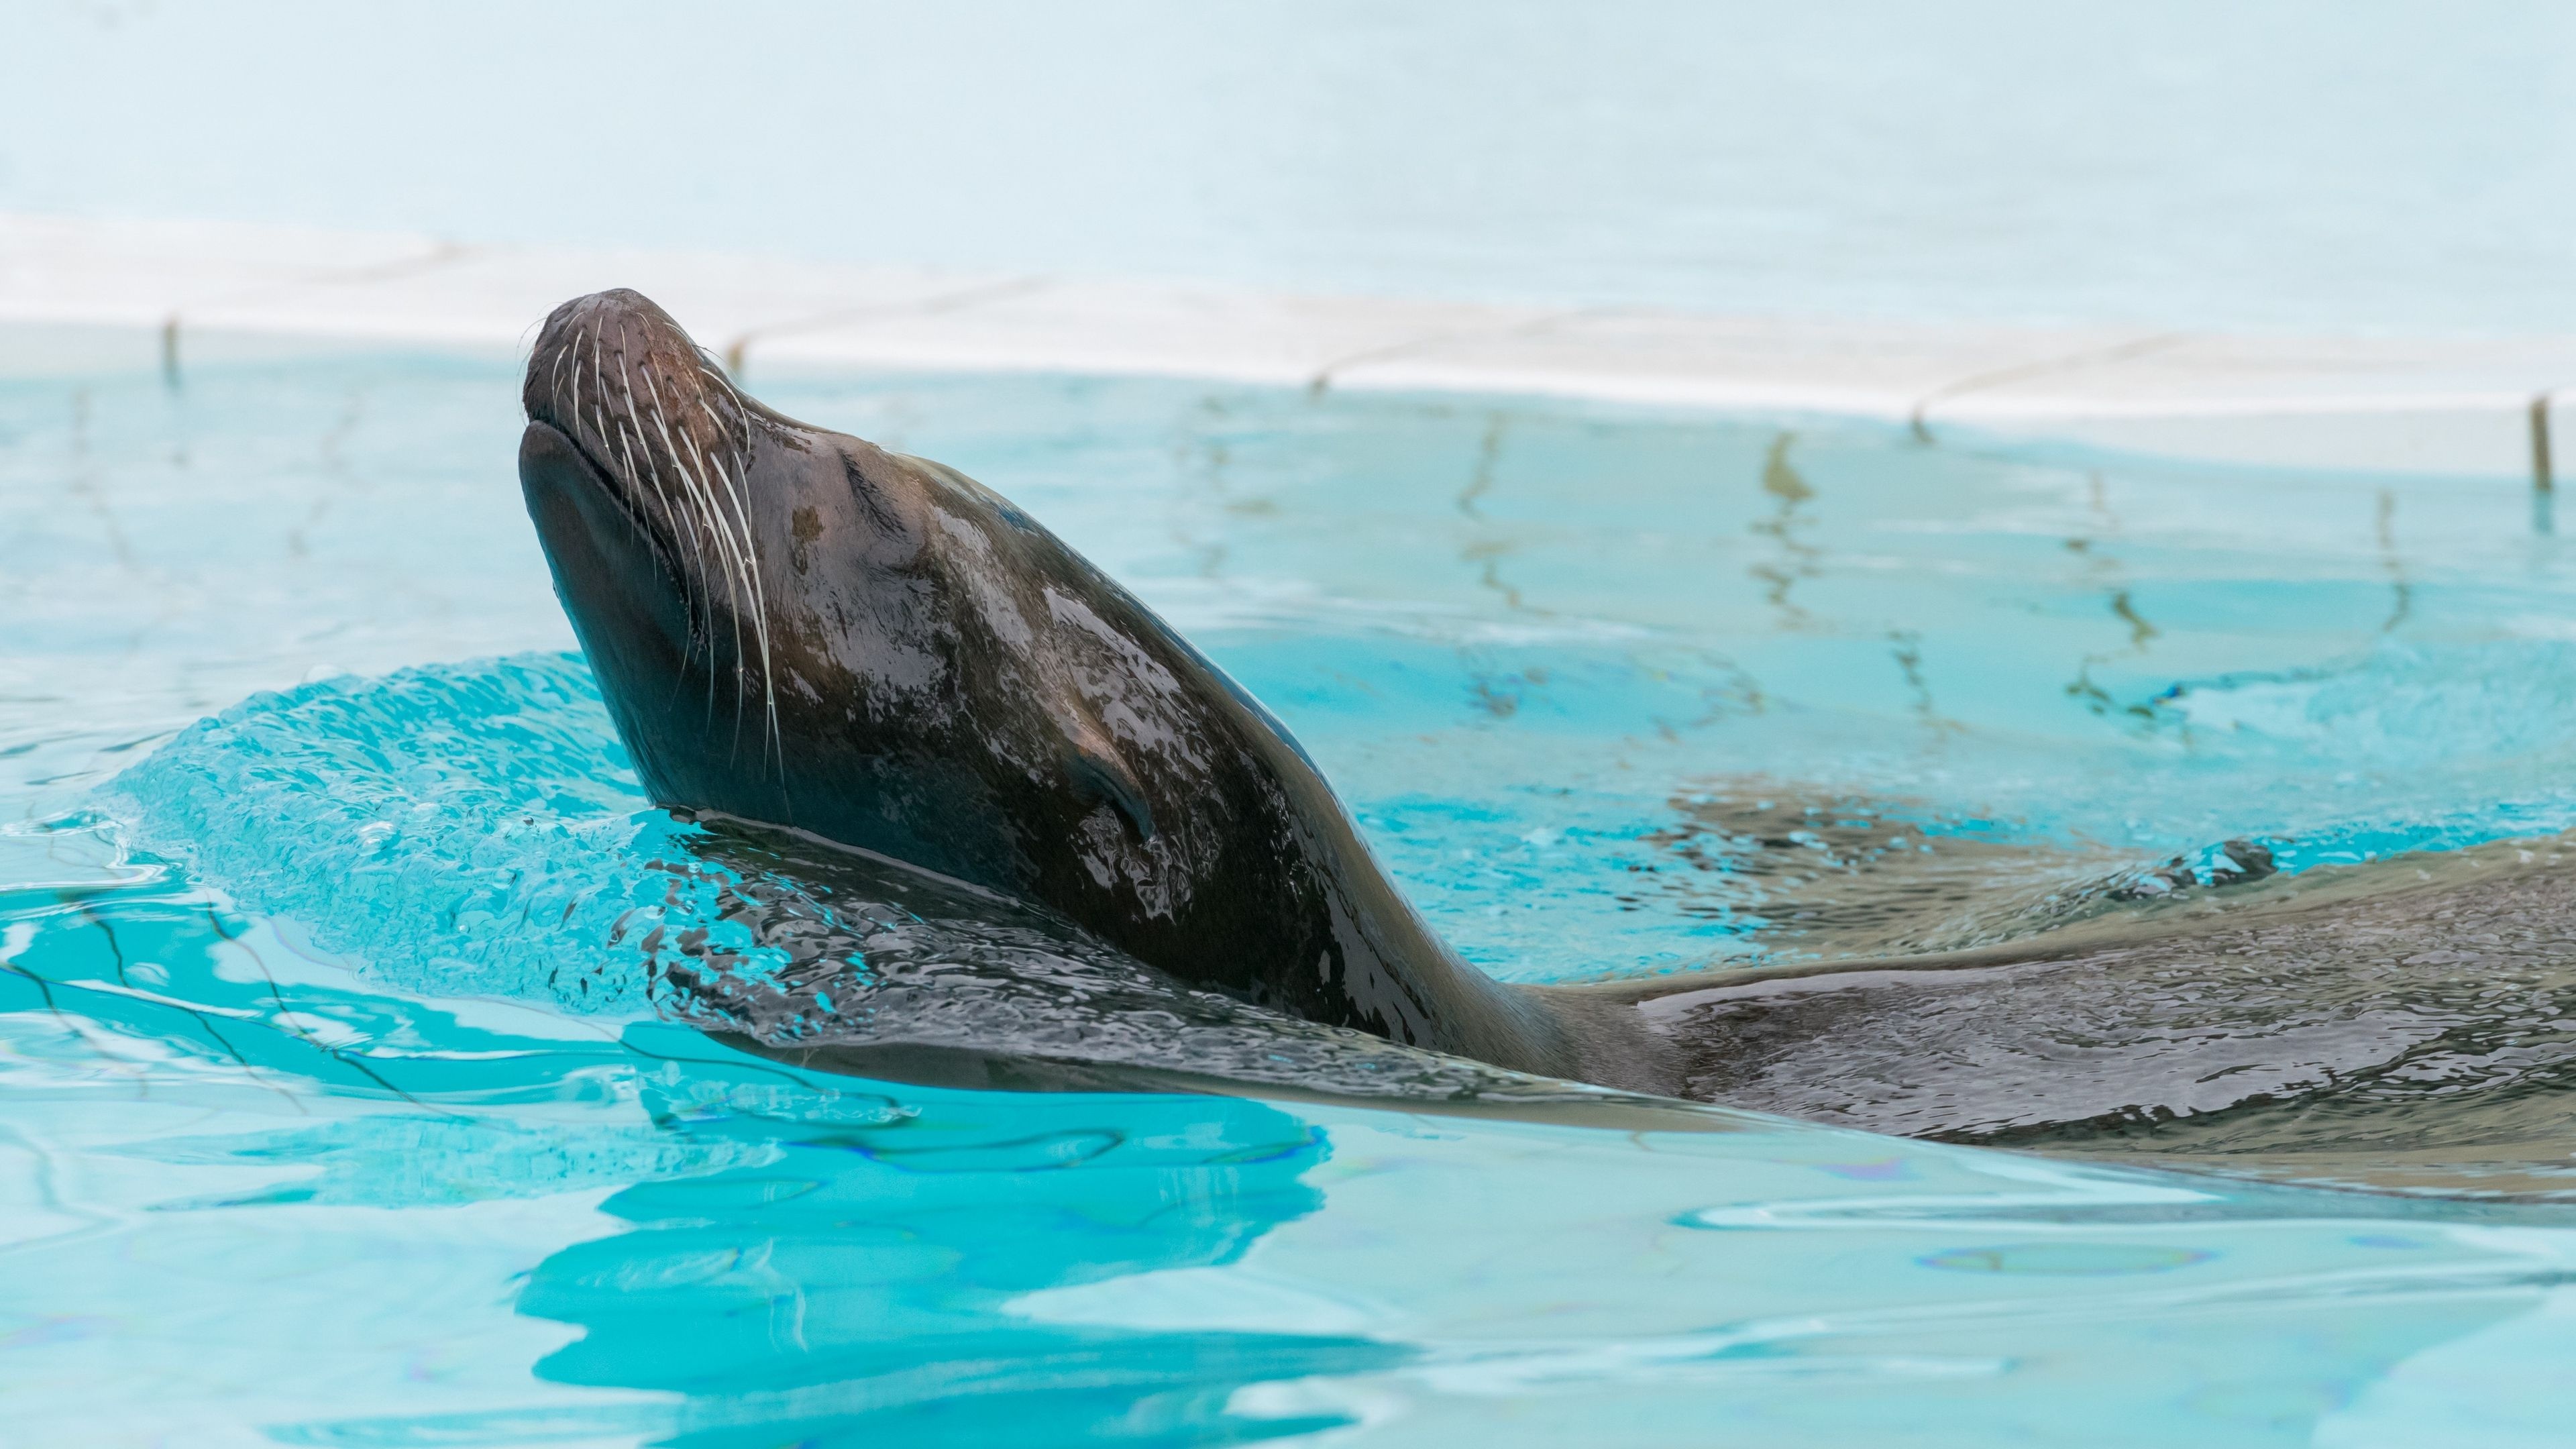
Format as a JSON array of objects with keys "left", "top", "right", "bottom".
[
  {"left": 517, "top": 289, "right": 1666, "bottom": 1092},
  {"left": 519, "top": 289, "right": 2576, "bottom": 1157}
]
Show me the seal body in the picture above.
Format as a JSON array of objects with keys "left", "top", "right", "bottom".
[
  {"left": 519, "top": 290, "right": 1660, "bottom": 1087},
  {"left": 515, "top": 288, "right": 2576, "bottom": 1161}
]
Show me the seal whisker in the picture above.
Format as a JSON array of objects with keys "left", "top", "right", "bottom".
[
  {"left": 682, "top": 368, "right": 777, "bottom": 763},
  {"left": 676, "top": 423, "right": 754, "bottom": 753},
  {"left": 613, "top": 421, "right": 686, "bottom": 600},
  {"left": 678, "top": 419, "right": 761, "bottom": 739},
  {"left": 685, "top": 405, "right": 764, "bottom": 612},
  {"left": 640, "top": 417, "right": 721, "bottom": 706},
  {"left": 584, "top": 321, "right": 606, "bottom": 441},
  {"left": 595, "top": 371, "right": 685, "bottom": 637},
  {"left": 615, "top": 343, "right": 695, "bottom": 575},
  {"left": 590, "top": 400, "right": 636, "bottom": 552},
  {"left": 667, "top": 439, "right": 723, "bottom": 694},
  {"left": 617, "top": 329, "right": 718, "bottom": 684},
  {"left": 642, "top": 368, "right": 751, "bottom": 732},
  {"left": 608, "top": 422, "right": 651, "bottom": 551},
  {"left": 565, "top": 350, "right": 585, "bottom": 447},
  {"left": 721, "top": 450, "right": 782, "bottom": 774},
  {"left": 698, "top": 433, "right": 784, "bottom": 775},
  {"left": 644, "top": 403, "right": 731, "bottom": 637}
]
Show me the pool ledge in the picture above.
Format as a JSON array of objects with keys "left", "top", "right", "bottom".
[{"left": 6, "top": 211, "right": 2571, "bottom": 482}]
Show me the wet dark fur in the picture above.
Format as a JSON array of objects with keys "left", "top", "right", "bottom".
[
  {"left": 522, "top": 291, "right": 2576, "bottom": 1174},
  {"left": 519, "top": 290, "right": 1661, "bottom": 1090}
]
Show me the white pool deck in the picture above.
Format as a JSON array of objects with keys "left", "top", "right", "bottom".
[{"left": 6, "top": 211, "right": 2573, "bottom": 483}]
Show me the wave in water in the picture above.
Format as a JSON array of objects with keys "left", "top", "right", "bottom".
[
  {"left": 96, "top": 653, "right": 1653, "bottom": 1110},
  {"left": 99, "top": 653, "right": 2576, "bottom": 1197}
]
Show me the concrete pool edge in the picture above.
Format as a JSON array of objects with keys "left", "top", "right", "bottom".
[{"left": 7, "top": 210, "right": 2573, "bottom": 484}]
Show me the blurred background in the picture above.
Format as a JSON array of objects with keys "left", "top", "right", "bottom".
[{"left": 9, "top": 0, "right": 2574, "bottom": 334}]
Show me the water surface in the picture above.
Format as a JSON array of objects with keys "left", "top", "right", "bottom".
[{"left": 9, "top": 354, "right": 2576, "bottom": 1443}]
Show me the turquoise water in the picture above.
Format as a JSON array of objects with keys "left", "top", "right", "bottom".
[{"left": 11, "top": 354, "right": 2576, "bottom": 1442}]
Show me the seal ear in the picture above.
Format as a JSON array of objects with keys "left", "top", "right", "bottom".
[{"left": 1066, "top": 740, "right": 1157, "bottom": 843}]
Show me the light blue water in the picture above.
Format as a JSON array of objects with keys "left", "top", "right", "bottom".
[
  {"left": 11, "top": 1, "right": 2576, "bottom": 335},
  {"left": 11, "top": 354, "right": 2576, "bottom": 1442}
]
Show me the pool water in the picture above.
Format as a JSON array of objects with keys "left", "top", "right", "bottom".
[{"left": 9, "top": 352, "right": 2576, "bottom": 1444}]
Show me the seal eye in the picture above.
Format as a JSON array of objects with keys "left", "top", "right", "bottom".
[{"left": 1067, "top": 744, "right": 1157, "bottom": 843}]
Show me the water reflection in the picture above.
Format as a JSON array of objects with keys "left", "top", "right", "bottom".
[
  {"left": 1454, "top": 415, "right": 1507, "bottom": 521},
  {"left": 1883, "top": 628, "right": 1961, "bottom": 735},
  {"left": 1455, "top": 412, "right": 1541, "bottom": 616},
  {"left": 501, "top": 1059, "right": 1395, "bottom": 1448},
  {"left": 2376, "top": 489, "right": 2414, "bottom": 634},
  {"left": 2062, "top": 473, "right": 2166, "bottom": 724},
  {"left": 1746, "top": 432, "right": 1821, "bottom": 629},
  {"left": 5, "top": 836, "right": 1399, "bottom": 1446}
]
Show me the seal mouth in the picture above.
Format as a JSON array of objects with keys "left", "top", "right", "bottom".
[{"left": 523, "top": 288, "right": 782, "bottom": 764}]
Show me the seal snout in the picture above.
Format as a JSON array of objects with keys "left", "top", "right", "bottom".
[
  {"left": 521, "top": 289, "right": 757, "bottom": 551},
  {"left": 524, "top": 288, "right": 710, "bottom": 436},
  {"left": 519, "top": 287, "right": 786, "bottom": 773},
  {"left": 520, "top": 288, "right": 771, "bottom": 652}
]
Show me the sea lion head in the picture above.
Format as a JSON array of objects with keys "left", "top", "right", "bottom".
[
  {"left": 520, "top": 286, "right": 1201, "bottom": 888},
  {"left": 517, "top": 292, "right": 1364, "bottom": 1005}
]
